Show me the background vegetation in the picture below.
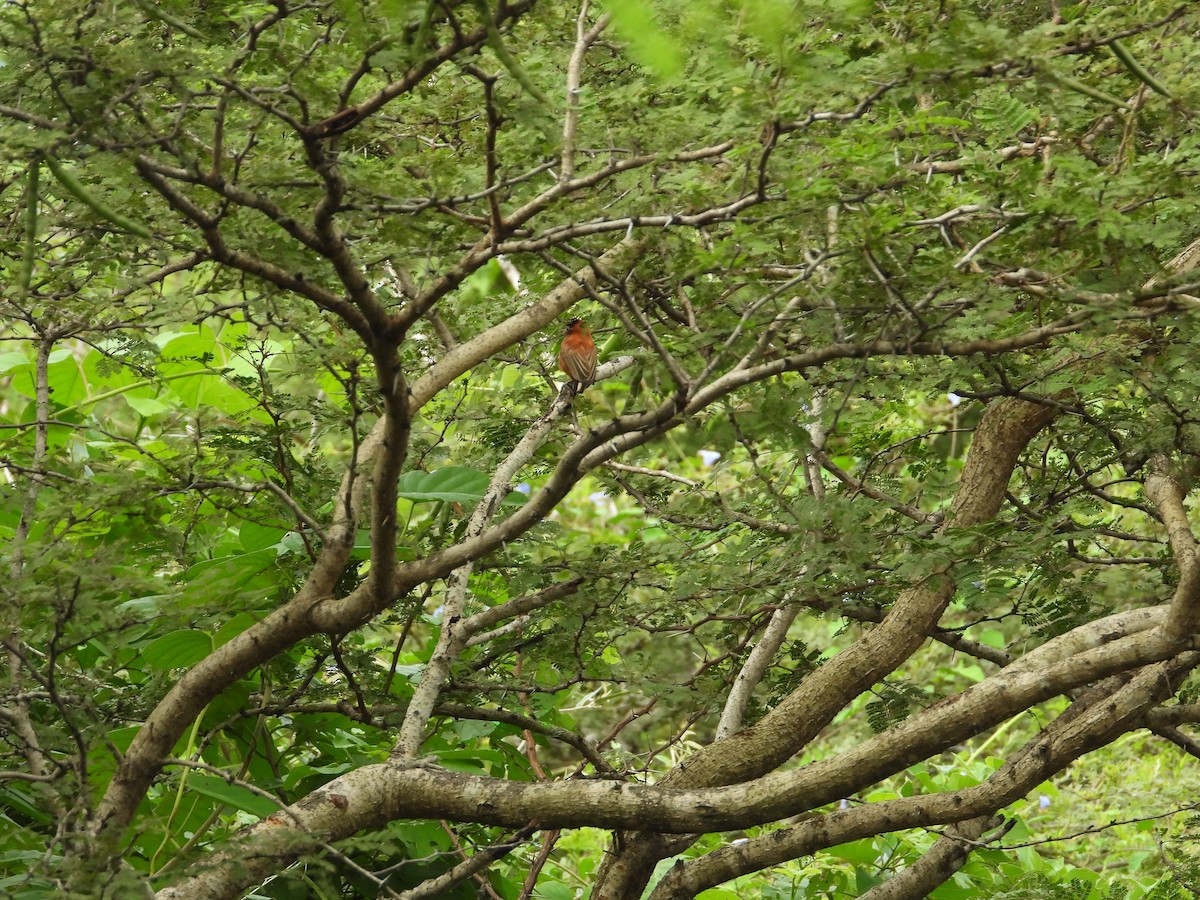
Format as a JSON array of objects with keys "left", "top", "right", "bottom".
[{"left": 2, "top": 0, "right": 1200, "bottom": 897}]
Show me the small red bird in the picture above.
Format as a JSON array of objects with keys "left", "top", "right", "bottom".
[{"left": 557, "top": 318, "right": 597, "bottom": 388}]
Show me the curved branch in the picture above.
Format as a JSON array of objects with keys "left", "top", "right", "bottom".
[
  {"left": 592, "top": 396, "right": 1059, "bottom": 896},
  {"left": 1146, "top": 455, "right": 1200, "bottom": 643},
  {"left": 648, "top": 656, "right": 1193, "bottom": 898},
  {"left": 156, "top": 650, "right": 1197, "bottom": 900}
]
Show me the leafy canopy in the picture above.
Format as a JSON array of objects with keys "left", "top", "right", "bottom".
[{"left": 2, "top": 1, "right": 1200, "bottom": 898}]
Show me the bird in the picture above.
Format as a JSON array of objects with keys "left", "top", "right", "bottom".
[{"left": 557, "top": 318, "right": 597, "bottom": 389}]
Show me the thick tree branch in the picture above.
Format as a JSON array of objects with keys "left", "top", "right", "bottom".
[
  {"left": 858, "top": 816, "right": 1011, "bottom": 900},
  {"left": 146, "top": 391, "right": 1067, "bottom": 897},
  {"left": 157, "top": 648, "right": 1197, "bottom": 900},
  {"left": 647, "top": 656, "right": 1194, "bottom": 898},
  {"left": 1146, "top": 454, "right": 1200, "bottom": 643},
  {"left": 592, "top": 396, "right": 1059, "bottom": 896}
]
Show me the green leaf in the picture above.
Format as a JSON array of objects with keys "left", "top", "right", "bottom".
[
  {"left": 140, "top": 630, "right": 214, "bottom": 670},
  {"left": 185, "top": 774, "right": 281, "bottom": 818},
  {"left": 0, "top": 351, "right": 29, "bottom": 374},
  {"left": 828, "top": 839, "right": 879, "bottom": 865},
  {"left": 604, "top": 0, "right": 684, "bottom": 78},
  {"left": 397, "top": 467, "right": 491, "bottom": 503},
  {"left": 178, "top": 549, "right": 280, "bottom": 607},
  {"left": 214, "top": 612, "right": 260, "bottom": 646},
  {"left": 0, "top": 787, "right": 53, "bottom": 827},
  {"left": 122, "top": 394, "right": 170, "bottom": 416},
  {"left": 238, "top": 521, "right": 288, "bottom": 552}
]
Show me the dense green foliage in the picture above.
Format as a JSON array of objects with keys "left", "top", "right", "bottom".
[{"left": 2, "top": 1, "right": 1200, "bottom": 897}]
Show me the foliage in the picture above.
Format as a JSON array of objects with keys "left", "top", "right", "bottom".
[{"left": 1, "top": 0, "right": 1200, "bottom": 898}]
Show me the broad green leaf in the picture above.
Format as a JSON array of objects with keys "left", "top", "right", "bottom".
[
  {"left": 397, "top": 467, "right": 491, "bottom": 503},
  {"left": 123, "top": 395, "right": 170, "bottom": 416},
  {"left": 140, "top": 630, "right": 214, "bottom": 670},
  {"left": 184, "top": 774, "right": 281, "bottom": 818},
  {"left": 604, "top": 0, "right": 684, "bottom": 78},
  {"left": 238, "top": 521, "right": 288, "bottom": 552}
]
